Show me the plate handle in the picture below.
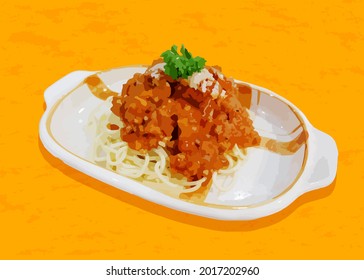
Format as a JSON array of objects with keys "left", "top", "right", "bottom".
[
  {"left": 44, "top": 71, "right": 95, "bottom": 108},
  {"left": 301, "top": 127, "right": 338, "bottom": 193}
]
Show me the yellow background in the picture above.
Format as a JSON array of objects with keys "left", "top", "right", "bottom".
[{"left": 1, "top": 0, "right": 363, "bottom": 259}]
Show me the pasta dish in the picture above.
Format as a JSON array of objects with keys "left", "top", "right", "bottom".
[{"left": 86, "top": 45, "right": 261, "bottom": 197}]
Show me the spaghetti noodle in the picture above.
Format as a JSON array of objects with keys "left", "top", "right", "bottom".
[{"left": 89, "top": 97, "right": 247, "bottom": 195}]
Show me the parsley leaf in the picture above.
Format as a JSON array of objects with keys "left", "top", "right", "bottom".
[{"left": 161, "top": 45, "right": 206, "bottom": 80}]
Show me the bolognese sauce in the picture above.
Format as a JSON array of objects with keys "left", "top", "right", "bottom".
[{"left": 110, "top": 60, "right": 260, "bottom": 182}]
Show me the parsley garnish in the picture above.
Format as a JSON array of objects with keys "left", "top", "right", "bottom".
[{"left": 161, "top": 45, "right": 206, "bottom": 80}]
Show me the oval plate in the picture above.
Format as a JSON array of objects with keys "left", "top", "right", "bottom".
[{"left": 39, "top": 66, "right": 338, "bottom": 220}]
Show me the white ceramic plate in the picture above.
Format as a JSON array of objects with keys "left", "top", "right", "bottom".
[{"left": 39, "top": 66, "right": 338, "bottom": 220}]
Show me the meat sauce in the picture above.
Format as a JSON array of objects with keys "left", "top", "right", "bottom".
[{"left": 111, "top": 61, "right": 261, "bottom": 181}]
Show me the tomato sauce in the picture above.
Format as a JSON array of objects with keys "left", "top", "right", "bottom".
[{"left": 111, "top": 62, "right": 261, "bottom": 181}]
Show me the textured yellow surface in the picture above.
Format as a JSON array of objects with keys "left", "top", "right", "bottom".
[{"left": 1, "top": 0, "right": 363, "bottom": 259}]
